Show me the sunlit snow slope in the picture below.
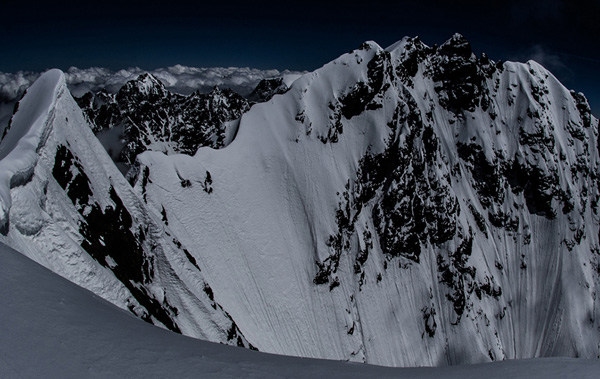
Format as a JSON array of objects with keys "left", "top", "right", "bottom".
[
  {"left": 135, "top": 35, "right": 600, "bottom": 366},
  {"left": 2, "top": 241, "right": 600, "bottom": 378}
]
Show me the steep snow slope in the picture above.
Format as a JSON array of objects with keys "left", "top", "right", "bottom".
[
  {"left": 0, "top": 70, "right": 252, "bottom": 348},
  {"left": 3, "top": 241, "right": 600, "bottom": 378},
  {"left": 136, "top": 35, "right": 600, "bottom": 366}
]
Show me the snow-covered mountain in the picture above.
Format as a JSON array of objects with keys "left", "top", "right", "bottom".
[
  {"left": 0, "top": 69, "right": 254, "bottom": 349},
  {"left": 132, "top": 34, "right": 600, "bottom": 365},
  {"left": 0, "top": 66, "right": 305, "bottom": 147},
  {"left": 72, "top": 71, "right": 301, "bottom": 174},
  {"left": 1, "top": 34, "right": 599, "bottom": 368}
]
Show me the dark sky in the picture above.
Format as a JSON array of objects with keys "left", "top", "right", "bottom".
[{"left": 2, "top": 0, "right": 599, "bottom": 114}]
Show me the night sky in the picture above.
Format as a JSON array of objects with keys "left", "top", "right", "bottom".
[{"left": 2, "top": 0, "right": 599, "bottom": 114}]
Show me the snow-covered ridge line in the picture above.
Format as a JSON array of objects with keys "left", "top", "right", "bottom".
[
  {"left": 0, "top": 66, "right": 307, "bottom": 139},
  {"left": 3, "top": 34, "right": 600, "bottom": 367},
  {"left": 0, "top": 69, "right": 64, "bottom": 230}
]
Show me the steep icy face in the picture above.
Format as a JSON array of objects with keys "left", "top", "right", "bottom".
[
  {"left": 2, "top": 35, "right": 599, "bottom": 369},
  {"left": 75, "top": 73, "right": 251, "bottom": 168},
  {"left": 0, "top": 70, "right": 254, "bottom": 349},
  {"left": 136, "top": 35, "right": 600, "bottom": 366}
]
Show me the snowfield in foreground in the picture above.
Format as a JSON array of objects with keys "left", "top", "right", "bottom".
[{"left": 1, "top": 241, "right": 599, "bottom": 379}]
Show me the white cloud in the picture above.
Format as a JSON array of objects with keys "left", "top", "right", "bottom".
[
  {"left": 0, "top": 65, "right": 306, "bottom": 103},
  {"left": 0, "top": 71, "right": 40, "bottom": 102},
  {"left": 149, "top": 66, "right": 300, "bottom": 95},
  {"left": 526, "top": 45, "right": 567, "bottom": 73}
]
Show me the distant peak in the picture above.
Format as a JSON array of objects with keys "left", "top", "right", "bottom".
[
  {"left": 119, "top": 73, "right": 168, "bottom": 99},
  {"left": 135, "top": 73, "right": 163, "bottom": 86},
  {"left": 439, "top": 33, "right": 472, "bottom": 57}
]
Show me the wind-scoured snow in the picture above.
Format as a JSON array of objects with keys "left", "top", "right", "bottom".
[
  {"left": 0, "top": 69, "right": 64, "bottom": 228},
  {"left": 2, "top": 241, "right": 599, "bottom": 379}
]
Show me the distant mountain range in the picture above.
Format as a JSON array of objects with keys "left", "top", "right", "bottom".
[
  {"left": 72, "top": 72, "right": 300, "bottom": 172},
  {"left": 0, "top": 65, "right": 304, "bottom": 141},
  {"left": 1, "top": 34, "right": 599, "bottom": 368}
]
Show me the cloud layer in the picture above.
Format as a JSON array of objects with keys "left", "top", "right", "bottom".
[{"left": 0, "top": 65, "right": 305, "bottom": 103}]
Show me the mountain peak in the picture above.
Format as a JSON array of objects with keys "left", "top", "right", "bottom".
[
  {"left": 357, "top": 40, "right": 382, "bottom": 52},
  {"left": 119, "top": 73, "right": 168, "bottom": 99},
  {"left": 2, "top": 35, "right": 600, "bottom": 369},
  {"left": 439, "top": 33, "right": 472, "bottom": 57},
  {"left": 137, "top": 72, "right": 162, "bottom": 85}
]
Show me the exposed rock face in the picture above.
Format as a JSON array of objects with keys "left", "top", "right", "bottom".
[
  {"left": 247, "top": 77, "right": 289, "bottom": 103},
  {"left": 75, "top": 73, "right": 251, "bottom": 167}
]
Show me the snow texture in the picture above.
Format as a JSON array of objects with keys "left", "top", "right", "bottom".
[
  {"left": 0, "top": 69, "right": 64, "bottom": 228},
  {"left": 135, "top": 36, "right": 600, "bottom": 366},
  {"left": 2, "top": 241, "right": 599, "bottom": 378}
]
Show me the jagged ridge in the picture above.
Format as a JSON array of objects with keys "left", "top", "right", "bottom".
[{"left": 75, "top": 73, "right": 295, "bottom": 170}]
